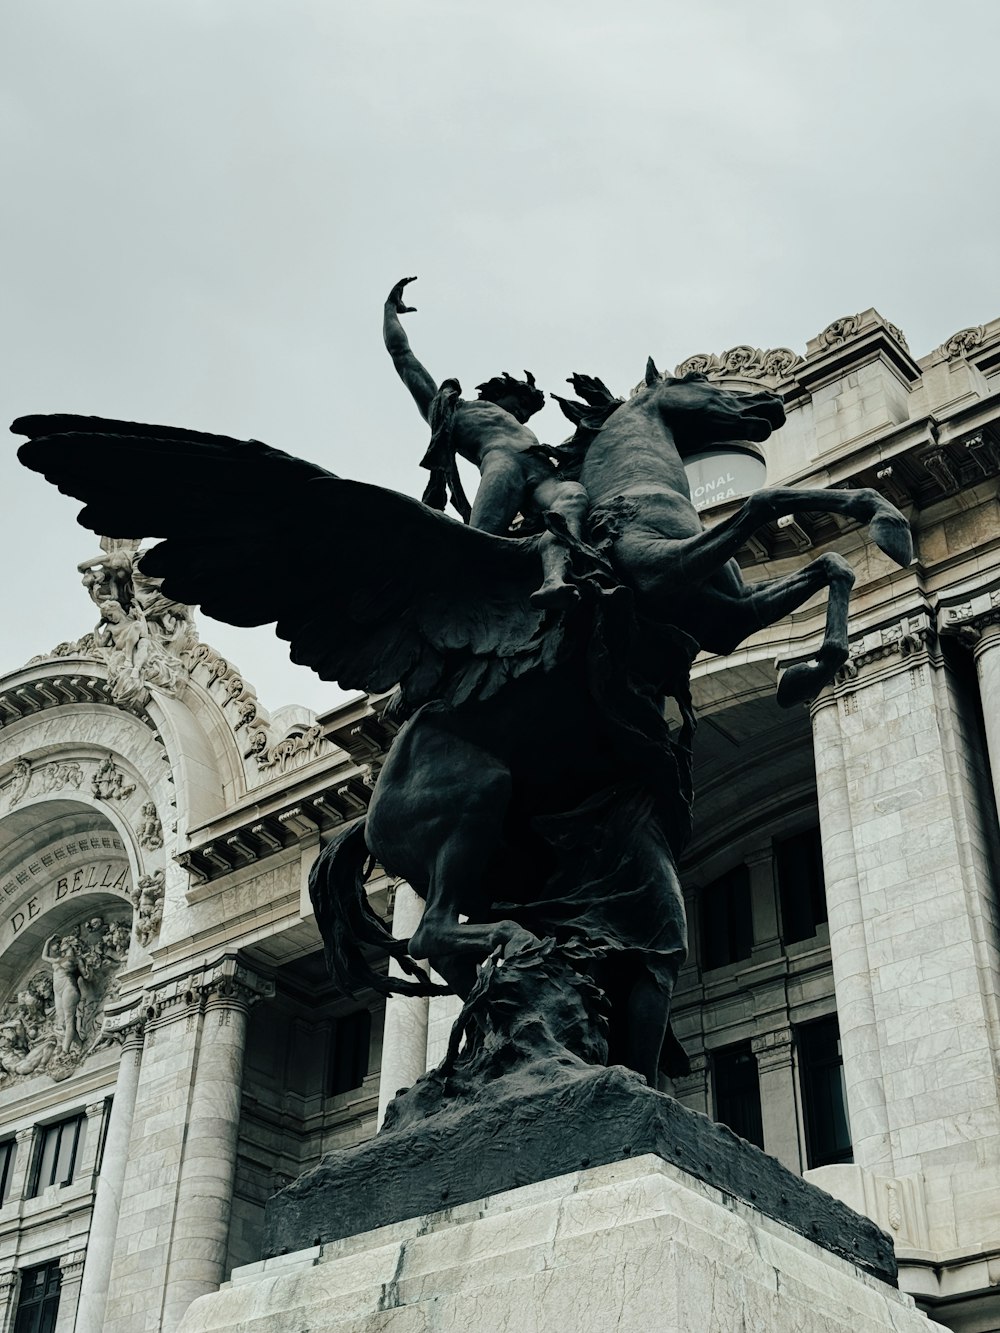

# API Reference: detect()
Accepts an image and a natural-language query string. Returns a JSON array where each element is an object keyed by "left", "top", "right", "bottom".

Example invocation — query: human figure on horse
[{"left": 384, "top": 276, "right": 589, "bottom": 608}]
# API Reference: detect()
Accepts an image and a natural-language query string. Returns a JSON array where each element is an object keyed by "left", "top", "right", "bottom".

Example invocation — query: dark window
[
  {"left": 29, "top": 1116, "right": 86, "bottom": 1197},
  {"left": 329, "top": 1009, "right": 371, "bottom": 1096},
  {"left": 712, "top": 1041, "right": 764, "bottom": 1149},
  {"left": 699, "top": 864, "right": 753, "bottom": 970},
  {"left": 0, "top": 1140, "right": 17, "bottom": 1206},
  {"left": 13, "top": 1261, "right": 61, "bottom": 1333},
  {"left": 776, "top": 827, "right": 827, "bottom": 945},
  {"left": 798, "top": 1015, "right": 853, "bottom": 1168}
]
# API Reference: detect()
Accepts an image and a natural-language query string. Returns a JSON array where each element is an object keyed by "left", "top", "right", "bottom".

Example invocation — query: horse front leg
[
  {"left": 751, "top": 555, "right": 857, "bottom": 706},
  {"left": 621, "top": 486, "right": 911, "bottom": 600},
  {"left": 699, "top": 554, "right": 857, "bottom": 705}
]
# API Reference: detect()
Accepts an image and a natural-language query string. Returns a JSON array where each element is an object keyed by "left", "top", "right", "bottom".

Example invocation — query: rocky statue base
[
  {"left": 264, "top": 1065, "right": 895, "bottom": 1283},
  {"left": 177, "top": 1155, "right": 948, "bottom": 1333}
]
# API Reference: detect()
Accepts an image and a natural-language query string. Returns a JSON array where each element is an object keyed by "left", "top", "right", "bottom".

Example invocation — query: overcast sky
[{"left": 3, "top": 0, "right": 997, "bottom": 717}]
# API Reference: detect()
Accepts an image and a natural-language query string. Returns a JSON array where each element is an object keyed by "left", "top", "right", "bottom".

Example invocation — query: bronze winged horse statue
[{"left": 13, "top": 325, "right": 911, "bottom": 1088}]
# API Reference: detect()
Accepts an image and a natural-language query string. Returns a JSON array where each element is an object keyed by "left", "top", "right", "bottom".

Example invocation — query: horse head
[{"left": 639, "top": 358, "right": 785, "bottom": 452}]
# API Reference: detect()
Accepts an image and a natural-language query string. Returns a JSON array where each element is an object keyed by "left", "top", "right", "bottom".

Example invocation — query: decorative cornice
[
  {"left": 817, "top": 314, "right": 862, "bottom": 348},
  {"left": 675, "top": 345, "right": 802, "bottom": 383},
  {"left": 176, "top": 770, "right": 373, "bottom": 886},
  {"left": 938, "top": 326, "right": 986, "bottom": 362}
]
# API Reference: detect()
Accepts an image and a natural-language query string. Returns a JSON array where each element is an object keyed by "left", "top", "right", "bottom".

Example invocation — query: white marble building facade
[{"left": 1, "top": 310, "right": 999, "bottom": 1331}]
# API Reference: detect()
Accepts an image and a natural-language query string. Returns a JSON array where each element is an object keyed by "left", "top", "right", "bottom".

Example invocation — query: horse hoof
[
  {"left": 870, "top": 512, "right": 914, "bottom": 568},
  {"left": 777, "top": 661, "right": 827, "bottom": 708}
]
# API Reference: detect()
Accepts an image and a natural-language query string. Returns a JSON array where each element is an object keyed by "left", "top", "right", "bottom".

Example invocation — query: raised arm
[{"left": 383, "top": 276, "right": 438, "bottom": 422}]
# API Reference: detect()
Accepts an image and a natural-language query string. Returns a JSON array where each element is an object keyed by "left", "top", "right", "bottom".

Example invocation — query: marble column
[
  {"left": 75, "top": 1028, "right": 144, "bottom": 1333},
  {"left": 811, "top": 692, "right": 892, "bottom": 1173},
  {"left": 377, "top": 882, "right": 429, "bottom": 1127},
  {"left": 159, "top": 979, "right": 262, "bottom": 1333},
  {"left": 973, "top": 622, "right": 1000, "bottom": 818},
  {"left": 812, "top": 625, "right": 1000, "bottom": 1212},
  {"left": 752, "top": 1028, "right": 802, "bottom": 1173},
  {"left": 54, "top": 1249, "right": 87, "bottom": 1333}
]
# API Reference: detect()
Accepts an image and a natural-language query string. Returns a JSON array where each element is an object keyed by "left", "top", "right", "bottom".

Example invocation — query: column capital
[
  {"left": 118, "top": 956, "right": 275, "bottom": 1032},
  {"left": 744, "top": 844, "right": 775, "bottom": 870},
  {"left": 200, "top": 956, "right": 275, "bottom": 1010},
  {"left": 84, "top": 1101, "right": 106, "bottom": 1121},
  {"left": 938, "top": 583, "right": 1000, "bottom": 649},
  {"left": 14, "top": 1127, "right": 34, "bottom": 1145},
  {"left": 802, "top": 607, "right": 936, "bottom": 713},
  {"left": 751, "top": 1026, "right": 794, "bottom": 1072},
  {"left": 61, "top": 1249, "right": 87, "bottom": 1280}
]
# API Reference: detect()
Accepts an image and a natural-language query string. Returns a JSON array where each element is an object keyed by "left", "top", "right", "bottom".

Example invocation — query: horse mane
[{"left": 549, "top": 374, "right": 624, "bottom": 480}]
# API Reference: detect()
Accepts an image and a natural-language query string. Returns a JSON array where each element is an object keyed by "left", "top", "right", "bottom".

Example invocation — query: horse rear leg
[{"left": 366, "top": 725, "right": 533, "bottom": 977}]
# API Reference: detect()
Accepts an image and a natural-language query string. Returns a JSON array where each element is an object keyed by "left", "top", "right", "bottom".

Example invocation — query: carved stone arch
[
  {"left": 143, "top": 684, "right": 245, "bottom": 815},
  {"left": 0, "top": 798, "right": 133, "bottom": 1087}
]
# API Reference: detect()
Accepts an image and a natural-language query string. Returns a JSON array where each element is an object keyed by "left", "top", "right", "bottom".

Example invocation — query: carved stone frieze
[
  {"left": 675, "top": 345, "right": 802, "bottom": 382},
  {"left": 25, "top": 631, "right": 99, "bottom": 667},
  {"left": 1, "top": 752, "right": 148, "bottom": 817},
  {"left": 116, "top": 956, "right": 274, "bottom": 1036},
  {"left": 0, "top": 912, "right": 131, "bottom": 1086},
  {"left": 834, "top": 611, "right": 935, "bottom": 688},
  {"left": 130, "top": 868, "right": 165, "bottom": 948},
  {"left": 255, "top": 723, "right": 329, "bottom": 776},
  {"left": 183, "top": 643, "right": 272, "bottom": 767}
]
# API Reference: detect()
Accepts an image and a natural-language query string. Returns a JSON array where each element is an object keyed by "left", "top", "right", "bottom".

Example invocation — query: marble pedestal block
[{"left": 176, "top": 1156, "right": 948, "bottom": 1333}]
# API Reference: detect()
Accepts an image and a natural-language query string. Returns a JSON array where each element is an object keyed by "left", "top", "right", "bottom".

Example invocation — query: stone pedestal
[{"left": 176, "top": 1156, "right": 947, "bottom": 1333}]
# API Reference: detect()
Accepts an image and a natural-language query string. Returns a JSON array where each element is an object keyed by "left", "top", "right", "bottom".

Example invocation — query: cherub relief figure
[{"left": 383, "top": 276, "right": 588, "bottom": 608}]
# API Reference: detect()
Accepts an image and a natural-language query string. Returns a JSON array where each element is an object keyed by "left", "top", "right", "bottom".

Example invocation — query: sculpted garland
[{"left": 13, "top": 279, "right": 913, "bottom": 1100}]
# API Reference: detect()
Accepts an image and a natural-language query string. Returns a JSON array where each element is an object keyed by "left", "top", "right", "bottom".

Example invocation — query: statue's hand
[{"left": 387, "top": 275, "right": 418, "bottom": 314}]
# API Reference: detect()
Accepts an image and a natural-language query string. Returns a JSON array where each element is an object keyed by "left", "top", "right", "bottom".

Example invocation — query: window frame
[{"left": 28, "top": 1114, "right": 86, "bottom": 1198}]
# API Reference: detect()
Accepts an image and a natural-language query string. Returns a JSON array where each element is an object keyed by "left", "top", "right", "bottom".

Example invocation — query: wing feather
[{"left": 14, "top": 413, "right": 550, "bottom": 705}]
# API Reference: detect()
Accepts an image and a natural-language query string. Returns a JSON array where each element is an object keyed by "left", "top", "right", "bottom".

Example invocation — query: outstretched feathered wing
[{"left": 14, "top": 414, "right": 551, "bottom": 707}]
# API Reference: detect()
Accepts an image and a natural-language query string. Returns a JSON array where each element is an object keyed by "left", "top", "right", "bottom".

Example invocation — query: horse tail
[{"left": 309, "top": 818, "right": 448, "bottom": 999}]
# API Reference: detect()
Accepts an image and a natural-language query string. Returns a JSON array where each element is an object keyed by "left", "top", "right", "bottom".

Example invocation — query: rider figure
[{"left": 383, "top": 276, "right": 588, "bottom": 608}]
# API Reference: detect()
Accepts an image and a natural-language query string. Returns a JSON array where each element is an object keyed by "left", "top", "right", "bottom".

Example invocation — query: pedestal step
[{"left": 178, "top": 1156, "right": 948, "bottom": 1333}]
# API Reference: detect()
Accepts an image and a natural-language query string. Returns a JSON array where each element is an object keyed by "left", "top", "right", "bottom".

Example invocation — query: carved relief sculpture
[
  {"left": 91, "top": 755, "right": 136, "bottom": 802},
  {"left": 137, "top": 800, "right": 163, "bottom": 850},
  {"left": 83, "top": 535, "right": 197, "bottom": 705},
  {"left": 6, "top": 757, "right": 31, "bottom": 810},
  {"left": 0, "top": 914, "right": 130, "bottom": 1084},
  {"left": 131, "top": 869, "right": 165, "bottom": 947}
]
